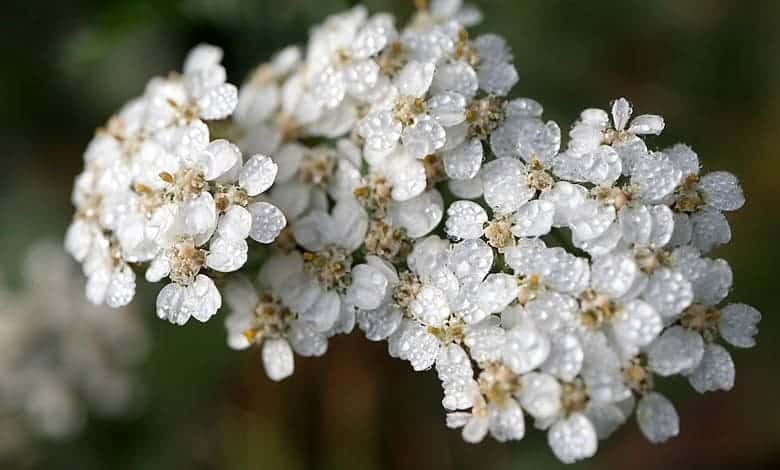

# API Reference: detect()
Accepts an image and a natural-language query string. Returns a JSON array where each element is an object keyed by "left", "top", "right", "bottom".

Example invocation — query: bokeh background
[{"left": 1, "top": 0, "right": 778, "bottom": 468}]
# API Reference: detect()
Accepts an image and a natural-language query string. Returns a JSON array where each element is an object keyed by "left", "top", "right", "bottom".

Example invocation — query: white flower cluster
[
  {"left": 65, "top": 44, "right": 287, "bottom": 325},
  {"left": 66, "top": 1, "right": 761, "bottom": 463},
  {"left": 0, "top": 242, "right": 147, "bottom": 450}
]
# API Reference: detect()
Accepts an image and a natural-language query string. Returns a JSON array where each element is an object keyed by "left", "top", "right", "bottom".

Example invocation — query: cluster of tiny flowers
[
  {"left": 66, "top": 0, "right": 762, "bottom": 463},
  {"left": 0, "top": 241, "right": 147, "bottom": 454},
  {"left": 65, "top": 43, "right": 287, "bottom": 325}
]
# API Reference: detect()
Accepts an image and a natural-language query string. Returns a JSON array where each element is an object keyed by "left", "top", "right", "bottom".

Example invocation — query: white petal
[
  {"left": 719, "top": 303, "right": 761, "bottom": 348},
  {"left": 698, "top": 171, "right": 745, "bottom": 211},
  {"left": 584, "top": 403, "right": 630, "bottom": 440},
  {"left": 675, "top": 253, "right": 733, "bottom": 307},
  {"left": 358, "top": 110, "right": 401, "bottom": 152},
  {"left": 502, "top": 323, "right": 551, "bottom": 374},
  {"left": 300, "top": 290, "right": 341, "bottom": 333},
  {"left": 548, "top": 413, "right": 598, "bottom": 464},
  {"left": 348, "top": 263, "right": 391, "bottom": 311},
  {"left": 186, "top": 64, "right": 227, "bottom": 100},
  {"left": 492, "top": 117, "right": 561, "bottom": 161},
  {"left": 288, "top": 320, "right": 328, "bottom": 356},
  {"left": 206, "top": 236, "right": 248, "bottom": 272},
  {"left": 668, "top": 212, "right": 693, "bottom": 247},
  {"left": 524, "top": 291, "right": 579, "bottom": 334},
  {"left": 103, "top": 264, "right": 136, "bottom": 308},
  {"left": 611, "top": 98, "right": 632, "bottom": 131},
  {"left": 477, "top": 274, "right": 519, "bottom": 315},
  {"left": 351, "top": 16, "right": 395, "bottom": 58},
  {"left": 64, "top": 219, "right": 94, "bottom": 262},
  {"left": 156, "top": 282, "right": 187, "bottom": 325},
  {"left": 329, "top": 301, "right": 357, "bottom": 336},
  {"left": 408, "top": 235, "right": 451, "bottom": 278},
  {"left": 401, "top": 115, "right": 447, "bottom": 159},
  {"left": 448, "top": 175, "right": 483, "bottom": 199},
  {"left": 448, "top": 238, "right": 493, "bottom": 281},
  {"left": 641, "top": 268, "right": 693, "bottom": 319},
  {"left": 310, "top": 66, "right": 346, "bottom": 109},
  {"left": 442, "top": 138, "right": 482, "bottom": 180},
  {"left": 511, "top": 200, "right": 555, "bottom": 237},
  {"left": 619, "top": 204, "right": 653, "bottom": 246},
  {"left": 409, "top": 285, "right": 451, "bottom": 327},
  {"left": 664, "top": 143, "right": 700, "bottom": 176},
  {"left": 568, "top": 200, "right": 615, "bottom": 241},
  {"left": 184, "top": 44, "right": 222, "bottom": 74},
  {"left": 217, "top": 205, "right": 252, "bottom": 241},
  {"left": 690, "top": 208, "right": 731, "bottom": 253},
  {"left": 556, "top": 145, "right": 620, "bottom": 185},
  {"left": 395, "top": 61, "right": 435, "bottom": 98},
  {"left": 156, "top": 121, "right": 209, "bottom": 163},
  {"left": 472, "top": 34, "right": 512, "bottom": 64},
  {"left": 389, "top": 190, "right": 444, "bottom": 238},
  {"left": 200, "top": 139, "right": 241, "bottom": 181},
  {"left": 262, "top": 338, "right": 295, "bottom": 381},
  {"left": 478, "top": 61, "right": 518, "bottom": 96},
  {"left": 614, "top": 135, "right": 648, "bottom": 176},
  {"left": 279, "top": 272, "right": 321, "bottom": 315},
  {"left": 223, "top": 275, "right": 259, "bottom": 316},
  {"left": 247, "top": 202, "right": 287, "bottom": 243},
  {"left": 84, "top": 262, "right": 109, "bottom": 304},
  {"left": 396, "top": 322, "right": 440, "bottom": 371},
  {"left": 464, "top": 319, "right": 506, "bottom": 363},
  {"left": 540, "top": 181, "right": 588, "bottom": 227},
  {"left": 573, "top": 223, "right": 622, "bottom": 257},
  {"left": 446, "top": 412, "right": 472, "bottom": 429},
  {"left": 647, "top": 325, "right": 704, "bottom": 376},
  {"left": 480, "top": 158, "right": 534, "bottom": 214},
  {"left": 197, "top": 83, "right": 238, "bottom": 120},
  {"left": 687, "top": 343, "right": 735, "bottom": 393},
  {"left": 648, "top": 204, "right": 675, "bottom": 248},
  {"left": 445, "top": 200, "right": 487, "bottom": 240},
  {"left": 258, "top": 252, "right": 302, "bottom": 291},
  {"left": 637, "top": 392, "right": 679, "bottom": 444},
  {"left": 239, "top": 154, "right": 278, "bottom": 196},
  {"left": 590, "top": 252, "right": 639, "bottom": 299},
  {"left": 451, "top": 279, "right": 487, "bottom": 324},
  {"left": 145, "top": 254, "right": 171, "bottom": 283},
  {"left": 488, "top": 400, "right": 525, "bottom": 442},
  {"left": 357, "top": 304, "right": 402, "bottom": 341},
  {"left": 519, "top": 372, "right": 562, "bottom": 420},
  {"left": 628, "top": 114, "right": 665, "bottom": 135},
  {"left": 541, "top": 333, "right": 584, "bottom": 382},
  {"left": 427, "top": 92, "right": 467, "bottom": 127},
  {"left": 462, "top": 415, "right": 489, "bottom": 443},
  {"left": 436, "top": 344, "right": 477, "bottom": 410},
  {"left": 631, "top": 153, "right": 683, "bottom": 203},
  {"left": 384, "top": 149, "right": 427, "bottom": 201},
  {"left": 612, "top": 300, "right": 662, "bottom": 356},
  {"left": 186, "top": 274, "right": 222, "bottom": 322},
  {"left": 430, "top": 61, "right": 478, "bottom": 97},
  {"left": 580, "top": 332, "right": 630, "bottom": 403},
  {"left": 330, "top": 198, "right": 369, "bottom": 251},
  {"left": 183, "top": 192, "right": 217, "bottom": 242},
  {"left": 273, "top": 143, "right": 305, "bottom": 182}
]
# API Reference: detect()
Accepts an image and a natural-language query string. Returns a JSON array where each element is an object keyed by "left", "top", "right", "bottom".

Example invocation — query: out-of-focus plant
[{"left": 0, "top": 241, "right": 148, "bottom": 465}]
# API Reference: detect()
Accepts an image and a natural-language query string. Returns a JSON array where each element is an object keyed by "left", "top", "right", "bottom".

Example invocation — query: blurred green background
[{"left": 1, "top": 0, "right": 778, "bottom": 468}]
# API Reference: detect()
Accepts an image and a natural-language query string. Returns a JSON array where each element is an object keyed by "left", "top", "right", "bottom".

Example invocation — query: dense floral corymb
[
  {"left": 65, "top": 44, "right": 287, "bottom": 325},
  {"left": 66, "top": 0, "right": 761, "bottom": 464}
]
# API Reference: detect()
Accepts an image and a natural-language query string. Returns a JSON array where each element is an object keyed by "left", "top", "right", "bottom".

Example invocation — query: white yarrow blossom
[
  {"left": 65, "top": 4, "right": 761, "bottom": 465},
  {"left": 66, "top": 44, "right": 286, "bottom": 327}
]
